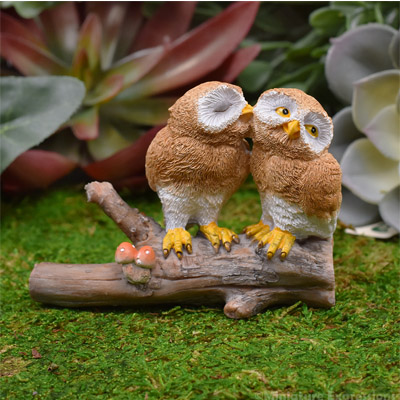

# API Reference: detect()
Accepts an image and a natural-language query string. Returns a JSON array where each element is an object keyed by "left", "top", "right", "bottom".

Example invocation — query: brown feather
[
  {"left": 251, "top": 88, "right": 342, "bottom": 223},
  {"left": 146, "top": 82, "right": 250, "bottom": 199}
]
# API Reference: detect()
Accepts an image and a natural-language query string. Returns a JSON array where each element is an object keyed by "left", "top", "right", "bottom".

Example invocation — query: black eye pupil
[
  {"left": 282, "top": 108, "right": 289, "bottom": 115},
  {"left": 311, "top": 127, "right": 316, "bottom": 133}
]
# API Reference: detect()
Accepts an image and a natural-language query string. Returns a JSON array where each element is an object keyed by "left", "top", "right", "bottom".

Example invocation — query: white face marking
[
  {"left": 131, "top": 244, "right": 135, "bottom": 248},
  {"left": 300, "top": 111, "right": 333, "bottom": 154},
  {"left": 197, "top": 85, "right": 247, "bottom": 132},
  {"left": 254, "top": 91, "right": 298, "bottom": 127},
  {"left": 120, "top": 248, "right": 125, "bottom": 252},
  {"left": 145, "top": 250, "right": 150, "bottom": 255},
  {"left": 255, "top": 91, "right": 333, "bottom": 155},
  {"left": 136, "top": 258, "right": 142, "bottom": 265}
]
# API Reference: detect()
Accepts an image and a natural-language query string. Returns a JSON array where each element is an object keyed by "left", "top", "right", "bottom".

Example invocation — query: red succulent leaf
[
  {"left": 0, "top": 12, "right": 44, "bottom": 47},
  {"left": 102, "top": 96, "right": 176, "bottom": 125},
  {"left": 84, "top": 74, "right": 124, "bottom": 106},
  {"left": 133, "top": 2, "right": 197, "bottom": 51},
  {"left": 210, "top": 44, "right": 262, "bottom": 83},
  {"left": 125, "top": 1, "right": 260, "bottom": 98},
  {"left": 70, "top": 107, "right": 99, "bottom": 140},
  {"left": 71, "top": 48, "right": 89, "bottom": 82},
  {"left": 111, "top": 2, "right": 143, "bottom": 62},
  {"left": 86, "top": 2, "right": 136, "bottom": 69},
  {"left": 38, "top": 2, "right": 80, "bottom": 63},
  {"left": 99, "top": 44, "right": 169, "bottom": 97},
  {"left": 1, "top": 150, "right": 77, "bottom": 193},
  {"left": 72, "top": 13, "right": 102, "bottom": 77},
  {"left": 0, "top": 35, "right": 67, "bottom": 76},
  {"left": 83, "top": 125, "right": 163, "bottom": 181}
]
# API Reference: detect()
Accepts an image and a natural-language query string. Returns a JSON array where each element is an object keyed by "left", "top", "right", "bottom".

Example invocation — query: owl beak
[
  {"left": 241, "top": 104, "right": 254, "bottom": 115},
  {"left": 283, "top": 120, "right": 300, "bottom": 140}
]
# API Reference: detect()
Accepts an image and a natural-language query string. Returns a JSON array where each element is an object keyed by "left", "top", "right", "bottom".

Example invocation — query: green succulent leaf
[
  {"left": 341, "top": 138, "right": 400, "bottom": 204},
  {"left": 363, "top": 104, "right": 400, "bottom": 162},
  {"left": 331, "top": 106, "right": 364, "bottom": 163},
  {"left": 352, "top": 70, "right": 400, "bottom": 161},
  {"left": 389, "top": 29, "right": 400, "bottom": 68},
  {"left": 237, "top": 60, "right": 272, "bottom": 93},
  {"left": 339, "top": 187, "right": 381, "bottom": 227},
  {"left": 0, "top": 1, "right": 58, "bottom": 18},
  {"left": 325, "top": 24, "right": 397, "bottom": 104},
  {"left": 309, "top": 7, "right": 346, "bottom": 35},
  {"left": 0, "top": 76, "right": 85, "bottom": 173},
  {"left": 379, "top": 186, "right": 400, "bottom": 231}
]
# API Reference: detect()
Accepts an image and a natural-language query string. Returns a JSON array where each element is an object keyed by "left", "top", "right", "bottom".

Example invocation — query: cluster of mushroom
[{"left": 115, "top": 242, "right": 156, "bottom": 269}]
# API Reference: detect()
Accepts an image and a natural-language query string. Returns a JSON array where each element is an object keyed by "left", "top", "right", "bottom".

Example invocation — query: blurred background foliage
[
  {"left": 0, "top": 1, "right": 399, "bottom": 196},
  {"left": 239, "top": 1, "right": 398, "bottom": 112}
]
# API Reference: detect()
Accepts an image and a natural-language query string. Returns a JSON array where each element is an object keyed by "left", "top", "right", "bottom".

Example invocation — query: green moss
[{"left": 1, "top": 184, "right": 399, "bottom": 399}]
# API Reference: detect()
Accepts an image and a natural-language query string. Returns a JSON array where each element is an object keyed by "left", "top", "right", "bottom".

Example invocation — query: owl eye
[
  {"left": 305, "top": 124, "right": 318, "bottom": 137},
  {"left": 276, "top": 107, "right": 290, "bottom": 118}
]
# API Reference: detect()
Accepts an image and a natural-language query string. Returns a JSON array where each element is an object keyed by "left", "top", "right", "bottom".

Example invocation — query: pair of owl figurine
[{"left": 146, "top": 82, "right": 342, "bottom": 261}]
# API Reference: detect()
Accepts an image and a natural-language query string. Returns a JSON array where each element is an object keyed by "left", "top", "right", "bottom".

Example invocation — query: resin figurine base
[{"left": 29, "top": 182, "right": 335, "bottom": 319}]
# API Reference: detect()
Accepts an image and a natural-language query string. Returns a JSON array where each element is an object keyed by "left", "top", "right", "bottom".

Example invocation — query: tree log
[{"left": 29, "top": 181, "right": 335, "bottom": 319}]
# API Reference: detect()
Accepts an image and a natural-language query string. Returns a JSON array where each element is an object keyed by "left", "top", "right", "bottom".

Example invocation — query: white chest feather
[
  {"left": 260, "top": 193, "right": 337, "bottom": 240},
  {"left": 157, "top": 185, "right": 226, "bottom": 230}
]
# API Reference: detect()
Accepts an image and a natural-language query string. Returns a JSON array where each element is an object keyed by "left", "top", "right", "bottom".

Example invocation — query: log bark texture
[{"left": 29, "top": 181, "right": 335, "bottom": 319}]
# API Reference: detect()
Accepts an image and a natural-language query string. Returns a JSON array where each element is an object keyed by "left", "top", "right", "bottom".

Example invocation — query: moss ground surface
[{"left": 1, "top": 182, "right": 399, "bottom": 399}]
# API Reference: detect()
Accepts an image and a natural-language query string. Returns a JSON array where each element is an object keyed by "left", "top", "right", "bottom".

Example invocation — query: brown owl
[
  {"left": 146, "top": 81, "right": 253, "bottom": 259},
  {"left": 244, "top": 88, "right": 342, "bottom": 260}
]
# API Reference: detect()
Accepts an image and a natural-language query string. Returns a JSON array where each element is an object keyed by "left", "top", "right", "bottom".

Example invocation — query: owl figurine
[
  {"left": 244, "top": 88, "right": 342, "bottom": 260},
  {"left": 146, "top": 81, "right": 253, "bottom": 259}
]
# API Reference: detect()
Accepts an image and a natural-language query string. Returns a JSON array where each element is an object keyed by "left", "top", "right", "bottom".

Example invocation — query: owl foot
[
  {"left": 257, "top": 227, "right": 296, "bottom": 260},
  {"left": 199, "top": 222, "right": 240, "bottom": 253},
  {"left": 243, "top": 221, "right": 270, "bottom": 241},
  {"left": 163, "top": 228, "right": 192, "bottom": 260}
]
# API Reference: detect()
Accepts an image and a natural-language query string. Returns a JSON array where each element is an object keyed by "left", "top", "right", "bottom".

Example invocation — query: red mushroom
[
  {"left": 115, "top": 242, "right": 138, "bottom": 264},
  {"left": 136, "top": 246, "right": 156, "bottom": 269}
]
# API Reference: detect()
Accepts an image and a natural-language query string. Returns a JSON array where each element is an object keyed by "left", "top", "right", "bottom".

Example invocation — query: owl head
[
  {"left": 252, "top": 88, "right": 333, "bottom": 159},
  {"left": 168, "top": 81, "right": 253, "bottom": 144}
]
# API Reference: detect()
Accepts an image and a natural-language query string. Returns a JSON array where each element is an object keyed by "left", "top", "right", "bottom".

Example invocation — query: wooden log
[{"left": 29, "top": 182, "right": 336, "bottom": 319}]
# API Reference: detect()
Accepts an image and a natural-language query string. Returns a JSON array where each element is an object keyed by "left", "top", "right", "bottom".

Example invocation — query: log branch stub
[{"left": 29, "top": 181, "right": 336, "bottom": 319}]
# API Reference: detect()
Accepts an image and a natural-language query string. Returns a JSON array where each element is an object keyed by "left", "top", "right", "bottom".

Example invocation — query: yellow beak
[
  {"left": 283, "top": 120, "right": 300, "bottom": 140},
  {"left": 241, "top": 104, "right": 254, "bottom": 115}
]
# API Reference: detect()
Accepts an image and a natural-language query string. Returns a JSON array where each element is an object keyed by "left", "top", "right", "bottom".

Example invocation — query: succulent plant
[
  {"left": 326, "top": 23, "right": 400, "bottom": 231},
  {"left": 0, "top": 1, "right": 260, "bottom": 192}
]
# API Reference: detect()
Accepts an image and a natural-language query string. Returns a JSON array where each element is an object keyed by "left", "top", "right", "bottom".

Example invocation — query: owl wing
[
  {"left": 145, "top": 127, "right": 178, "bottom": 192},
  {"left": 301, "top": 153, "right": 342, "bottom": 220}
]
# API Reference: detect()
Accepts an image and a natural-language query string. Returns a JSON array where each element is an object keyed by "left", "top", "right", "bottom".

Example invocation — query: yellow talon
[
  {"left": 200, "top": 222, "right": 239, "bottom": 253},
  {"left": 162, "top": 228, "right": 192, "bottom": 259},
  {"left": 280, "top": 232, "right": 296, "bottom": 260},
  {"left": 243, "top": 221, "right": 269, "bottom": 237},
  {"left": 257, "top": 227, "right": 296, "bottom": 260}
]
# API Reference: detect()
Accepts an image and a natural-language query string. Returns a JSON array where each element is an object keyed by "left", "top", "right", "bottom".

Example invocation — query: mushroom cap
[
  {"left": 136, "top": 246, "right": 156, "bottom": 268},
  {"left": 115, "top": 242, "right": 138, "bottom": 264}
]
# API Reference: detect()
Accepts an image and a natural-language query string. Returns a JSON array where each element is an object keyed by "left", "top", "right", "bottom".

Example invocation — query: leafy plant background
[
  {"left": 1, "top": 3, "right": 399, "bottom": 398},
  {"left": 1, "top": 1, "right": 399, "bottom": 229}
]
